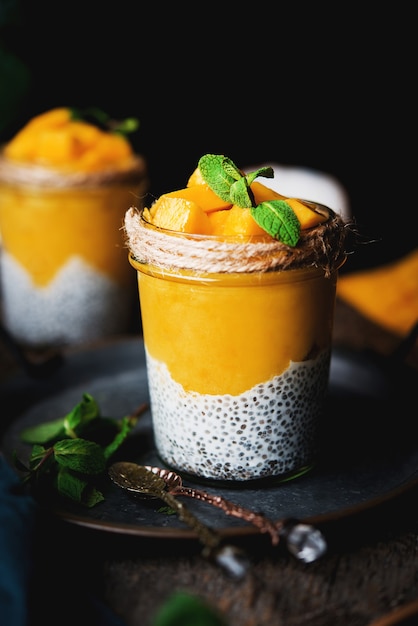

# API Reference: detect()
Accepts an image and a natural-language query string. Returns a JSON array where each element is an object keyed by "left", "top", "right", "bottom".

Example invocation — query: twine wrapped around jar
[
  {"left": 124, "top": 204, "right": 349, "bottom": 277},
  {"left": 0, "top": 152, "right": 148, "bottom": 189}
]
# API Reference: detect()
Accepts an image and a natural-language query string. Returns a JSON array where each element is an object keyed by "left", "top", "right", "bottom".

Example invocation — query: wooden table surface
[{"left": 1, "top": 299, "right": 418, "bottom": 626}]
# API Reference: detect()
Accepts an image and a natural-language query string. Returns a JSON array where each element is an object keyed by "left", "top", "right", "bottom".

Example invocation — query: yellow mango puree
[
  {"left": 0, "top": 184, "right": 137, "bottom": 287},
  {"left": 133, "top": 258, "right": 338, "bottom": 395}
]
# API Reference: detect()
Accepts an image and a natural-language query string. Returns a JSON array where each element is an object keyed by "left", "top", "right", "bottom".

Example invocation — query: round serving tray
[{"left": 1, "top": 337, "right": 417, "bottom": 539}]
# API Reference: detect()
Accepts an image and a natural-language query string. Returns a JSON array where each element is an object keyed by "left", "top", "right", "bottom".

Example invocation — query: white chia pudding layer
[
  {"left": 146, "top": 348, "right": 331, "bottom": 482},
  {"left": 0, "top": 252, "right": 133, "bottom": 348}
]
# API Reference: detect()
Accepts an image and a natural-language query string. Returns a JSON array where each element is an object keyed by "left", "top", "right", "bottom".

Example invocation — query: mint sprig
[
  {"left": 70, "top": 107, "right": 140, "bottom": 137},
  {"left": 198, "top": 154, "right": 301, "bottom": 246},
  {"left": 15, "top": 393, "right": 147, "bottom": 508}
]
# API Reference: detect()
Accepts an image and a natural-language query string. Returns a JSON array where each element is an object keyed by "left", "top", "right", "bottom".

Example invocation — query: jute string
[
  {"left": 124, "top": 206, "right": 349, "bottom": 277},
  {"left": 0, "top": 152, "right": 148, "bottom": 188}
]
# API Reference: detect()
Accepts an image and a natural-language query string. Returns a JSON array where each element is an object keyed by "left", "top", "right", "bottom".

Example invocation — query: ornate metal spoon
[
  {"left": 143, "top": 465, "right": 281, "bottom": 545},
  {"left": 108, "top": 462, "right": 249, "bottom": 579},
  {"left": 108, "top": 461, "right": 327, "bottom": 563}
]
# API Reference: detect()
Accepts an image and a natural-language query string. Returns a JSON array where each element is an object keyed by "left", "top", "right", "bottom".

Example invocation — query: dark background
[{"left": 1, "top": 1, "right": 415, "bottom": 272}]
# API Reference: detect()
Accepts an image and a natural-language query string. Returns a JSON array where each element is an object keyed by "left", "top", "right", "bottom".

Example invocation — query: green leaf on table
[
  {"left": 104, "top": 414, "right": 140, "bottom": 460},
  {"left": 16, "top": 393, "right": 147, "bottom": 507},
  {"left": 56, "top": 468, "right": 105, "bottom": 508},
  {"left": 21, "top": 417, "right": 65, "bottom": 444},
  {"left": 20, "top": 392, "right": 100, "bottom": 444},
  {"left": 29, "top": 444, "right": 51, "bottom": 468},
  {"left": 54, "top": 439, "right": 106, "bottom": 474},
  {"left": 64, "top": 392, "right": 100, "bottom": 437},
  {"left": 157, "top": 505, "right": 177, "bottom": 516}
]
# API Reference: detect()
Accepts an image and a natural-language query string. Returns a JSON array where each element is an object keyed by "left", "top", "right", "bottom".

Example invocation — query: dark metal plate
[{"left": 1, "top": 337, "right": 417, "bottom": 539}]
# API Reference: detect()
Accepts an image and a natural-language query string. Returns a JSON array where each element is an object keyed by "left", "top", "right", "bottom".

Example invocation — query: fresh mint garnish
[
  {"left": 251, "top": 200, "right": 300, "bottom": 247},
  {"left": 198, "top": 155, "right": 243, "bottom": 202},
  {"left": 15, "top": 393, "right": 147, "bottom": 508},
  {"left": 70, "top": 107, "right": 139, "bottom": 137},
  {"left": 198, "top": 154, "right": 301, "bottom": 246},
  {"left": 229, "top": 177, "right": 254, "bottom": 208}
]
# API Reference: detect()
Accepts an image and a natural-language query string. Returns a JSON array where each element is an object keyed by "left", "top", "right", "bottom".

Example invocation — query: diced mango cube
[
  {"left": 3, "top": 107, "right": 134, "bottom": 171},
  {"left": 149, "top": 196, "right": 212, "bottom": 234},
  {"left": 24, "top": 107, "right": 71, "bottom": 131},
  {"left": 36, "top": 129, "right": 75, "bottom": 164},
  {"left": 145, "top": 163, "right": 330, "bottom": 239},
  {"left": 209, "top": 205, "right": 268, "bottom": 238},
  {"left": 286, "top": 198, "right": 328, "bottom": 229},
  {"left": 162, "top": 184, "right": 232, "bottom": 214},
  {"left": 250, "top": 180, "right": 286, "bottom": 203},
  {"left": 186, "top": 167, "right": 206, "bottom": 187},
  {"left": 76, "top": 132, "right": 132, "bottom": 170}
]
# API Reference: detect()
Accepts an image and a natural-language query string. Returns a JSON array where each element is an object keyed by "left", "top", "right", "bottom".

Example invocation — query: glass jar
[
  {"left": 126, "top": 207, "right": 346, "bottom": 483},
  {"left": 0, "top": 154, "right": 148, "bottom": 348}
]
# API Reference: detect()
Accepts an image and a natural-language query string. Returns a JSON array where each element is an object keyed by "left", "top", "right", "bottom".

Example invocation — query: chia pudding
[
  {"left": 0, "top": 252, "right": 133, "bottom": 347},
  {"left": 146, "top": 349, "right": 331, "bottom": 481},
  {"left": 125, "top": 154, "right": 348, "bottom": 482}
]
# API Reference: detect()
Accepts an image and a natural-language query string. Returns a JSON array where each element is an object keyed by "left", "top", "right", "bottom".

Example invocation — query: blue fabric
[
  {"left": 0, "top": 453, "right": 37, "bottom": 626},
  {"left": 0, "top": 453, "right": 127, "bottom": 626}
]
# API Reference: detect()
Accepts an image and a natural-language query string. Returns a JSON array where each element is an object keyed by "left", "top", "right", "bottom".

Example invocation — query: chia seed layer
[
  {"left": 0, "top": 252, "right": 134, "bottom": 348},
  {"left": 146, "top": 348, "right": 331, "bottom": 482}
]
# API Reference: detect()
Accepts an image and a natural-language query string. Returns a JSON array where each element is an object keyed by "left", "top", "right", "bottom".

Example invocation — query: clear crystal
[
  {"left": 285, "top": 523, "right": 327, "bottom": 563},
  {"left": 214, "top": 545, "right": 250, "bottom": 579}
]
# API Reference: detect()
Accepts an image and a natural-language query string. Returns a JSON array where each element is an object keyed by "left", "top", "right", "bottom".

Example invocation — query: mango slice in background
[{"left": 337, "top": 249, "right": 418, "bottom": 336}]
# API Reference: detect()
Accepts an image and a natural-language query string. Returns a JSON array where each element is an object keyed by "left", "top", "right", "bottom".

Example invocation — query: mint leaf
[
  {"left": 28, "top": 444, "right": 56, "bottom": 473},
  {"left": 104, "top": 414, "right": 140, "bottom": 460},
  {"left": 199, "top": 156, "right": 274, "bottom": 207},
  {"left": 198, "top": 154, "right": 302, "bottom": 245},
  {"left": 198, "top": 154, "right": 241, "bottom": 202},
  {"left": 70, "top": 107, "right": 139, "bottom": 137},
  {"left": 16, "top": 395, "right": 148, "bottom": 507},
  {"left": 228, "top": 167, "right": 274, "bottom": 209},
  {"left": 245, "top": 166, "right": 274, "bottom": 186},
  {"left": 251, "top": 201, "right": 301, "bottom": 247},
  {"left": 83, "top": 486, "right": 105, "bottom": 508},
  {"left": 64, "top": 392, "right": 100, "bottom": 437},
  {"left": 112, "top": 117, "right": 139, "bottom": 136},
  {"left": 71, "top": 107, "right": 110, "bottom": 126},
  {"left": 21, "top": 417, "right": 65, "bottom": 444},
  {"left": 229, "top": 178, "right": 254, "bottom": 208},
  {"left": 21, "top": 393, "right": 101, "bottom": 444},
  {"left": 54, "top": 439, "right": 106, "bottom": 474},
  {"left": 158, "top": 506, "right": 177, "bottom": 516},
  {"left": 56, "top": 469, "right": 105, "bottom": 508}
]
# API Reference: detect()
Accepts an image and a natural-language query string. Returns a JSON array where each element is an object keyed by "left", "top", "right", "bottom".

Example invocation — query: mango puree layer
[
  {"left": 0, "top": 184, "right": 140, "bottom": 287},
  {"left": 135, "top": 262, "right": 338, "bottom": 396}
]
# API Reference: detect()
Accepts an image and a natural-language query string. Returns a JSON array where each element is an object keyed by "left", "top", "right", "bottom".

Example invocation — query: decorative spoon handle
[
  {"left": 170, "top": 485, "right": 327, "bottom": 562},
  {"left": 156, "top": 488, "right": 249, "bottom": 578},
  {"left": 171, "top": 484, "right": 281, "bottom": 545},
  {"left": 158, "top": 487, "right": 221, "bottom": 550},
  {"left": 109, "top": 463, "right": 249, "bottom": 579}
]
